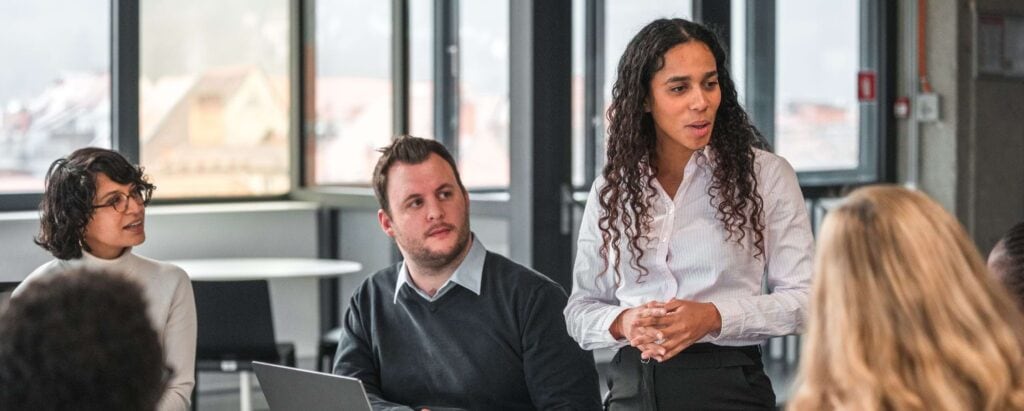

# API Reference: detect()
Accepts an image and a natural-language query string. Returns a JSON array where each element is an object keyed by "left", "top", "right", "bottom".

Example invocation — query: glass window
[
  {"left": 140, "top": 0, "right": 291, "bottom": 198},
  {"left": 589, "top": 1, "right": 692, "bottom": 187},
  {"left": 0, "top": 0, "right": 110, "bottom": 194},
  {"left": 570, "top": 1, "right": 693, "bottom": 191},
  {"left": 409, "top": 0, "right": 433, "bottom": 140},
  {"left": 308, "top": 0, "right": 391, "bottom": 187},
  {"left": 730, "top": 0, "right": 747, "bottom": 106},
  {"left": 459, "top": 0, "right": 509, "bottom": 189},
  {"left": 604, "top": 1, "right": 692, "bottom": 114},
  {"left": 775, "top": 0, "right": 859, "bottom": 172}
]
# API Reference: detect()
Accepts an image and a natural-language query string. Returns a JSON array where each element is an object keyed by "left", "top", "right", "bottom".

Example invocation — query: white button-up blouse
[{"left": 565, "top": 148, "right": 814, "bottom": 350}]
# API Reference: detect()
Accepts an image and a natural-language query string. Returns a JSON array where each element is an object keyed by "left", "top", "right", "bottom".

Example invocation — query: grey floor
[{"left": 194, "top": 368, "right": 274, "bottom": 411}]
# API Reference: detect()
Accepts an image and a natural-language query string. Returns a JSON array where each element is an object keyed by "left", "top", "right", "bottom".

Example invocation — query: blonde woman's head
[{"left": 790, "top": 185, "right": 1024, "bottom": 411}]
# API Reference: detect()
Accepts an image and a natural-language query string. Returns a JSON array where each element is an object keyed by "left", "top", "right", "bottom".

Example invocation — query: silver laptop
[{"left": 252, "top": 361, "right": 372, "bottom": 411}]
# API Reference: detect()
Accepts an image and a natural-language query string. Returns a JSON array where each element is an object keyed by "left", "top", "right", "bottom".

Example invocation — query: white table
[
  {"left": 169, "top": 258, "right": 362, "bottom": 411},
  {"left": 172, "top": 258, "right": 362, "bottom": 282}
]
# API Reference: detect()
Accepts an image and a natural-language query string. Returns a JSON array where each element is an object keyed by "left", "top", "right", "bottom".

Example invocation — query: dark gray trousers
[{"left": 605, "top": 343, "right": 775, "bottom": 411}]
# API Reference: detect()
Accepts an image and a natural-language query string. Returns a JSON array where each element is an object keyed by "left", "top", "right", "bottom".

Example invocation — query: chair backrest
[{"left": 192, "top": 280, "right": 280, "bottom": 363}]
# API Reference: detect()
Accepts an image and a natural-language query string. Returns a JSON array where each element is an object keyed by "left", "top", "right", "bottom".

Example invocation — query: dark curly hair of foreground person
[{"left": 0, "top": 268, "right": 167, "bottom": 411}]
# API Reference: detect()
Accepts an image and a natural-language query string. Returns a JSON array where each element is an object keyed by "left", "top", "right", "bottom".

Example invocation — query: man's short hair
[
  {"left": 0, "top": 268, "right": 166, "bottom": 410},
  {"left": 372, "top": 135, "right": 465, "bottom": 213}
]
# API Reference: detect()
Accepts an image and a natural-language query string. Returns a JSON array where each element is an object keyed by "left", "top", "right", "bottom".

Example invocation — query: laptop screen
[{"left": 252, "top": 361, "right": 372, "bottom": 411}]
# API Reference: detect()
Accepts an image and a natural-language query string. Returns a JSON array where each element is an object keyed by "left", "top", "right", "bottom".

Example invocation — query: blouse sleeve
[
  {"left": 709, "top": 156, "right": 813, "bottom": 341},
  {"left": 564, "top": 178, "right": 630, "bottom": 351}
]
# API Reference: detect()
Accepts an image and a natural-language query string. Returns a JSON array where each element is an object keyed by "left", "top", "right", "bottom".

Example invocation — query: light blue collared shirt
[{"left": 393, "top": 235, "right": 485, "bottom": 303}]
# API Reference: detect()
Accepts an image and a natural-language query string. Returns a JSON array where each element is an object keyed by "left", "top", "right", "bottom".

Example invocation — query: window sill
[{"left": 293, "top": 187, "right": 511, "bottom": 217}]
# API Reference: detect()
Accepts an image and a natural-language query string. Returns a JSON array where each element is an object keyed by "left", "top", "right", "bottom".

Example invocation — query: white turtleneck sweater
[{"left": 15, "top": 249, "right": 197, "bottom": 411}]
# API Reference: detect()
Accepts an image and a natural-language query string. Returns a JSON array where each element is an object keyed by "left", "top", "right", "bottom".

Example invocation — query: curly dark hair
[
  {"left": 34, "top": 147, "right": 155, "bottom": 260},
  {"left": 599, "top": 18, "right": 767, "bottom": 284},
  {"left": 0, "top": 268, "right": 167, "bottom": 410},
  {"left": 992, "top": 221, "right": 1024, "bottom": 308}
]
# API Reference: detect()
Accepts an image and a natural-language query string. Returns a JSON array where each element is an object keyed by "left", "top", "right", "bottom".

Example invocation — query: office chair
[
  {"left": 316, "top": 326, "right": 343, "bottom": 372},
  {"left": 191, "top": 280, "right": 295, "bottom": 411}
]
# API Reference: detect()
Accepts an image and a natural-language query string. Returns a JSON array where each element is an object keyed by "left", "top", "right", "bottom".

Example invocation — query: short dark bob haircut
[
  {"left": 34, "top": 147, "right": 154, "bottom": 260},
  {"left": 371, "top": 135, "right": 465, "bottom": 214},
  {"left": 0, "top": 268, "right": 167, "bottom": 410}
]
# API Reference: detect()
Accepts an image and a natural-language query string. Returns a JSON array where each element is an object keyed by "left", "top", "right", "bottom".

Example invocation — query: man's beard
[{"left": 408, "top": 221, "right": 471, "bottom": 271}]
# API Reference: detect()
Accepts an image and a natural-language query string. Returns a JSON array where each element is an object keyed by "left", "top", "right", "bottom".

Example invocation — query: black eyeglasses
[{"left": 91, "top": 186, "right": 153, "bottom": 213}]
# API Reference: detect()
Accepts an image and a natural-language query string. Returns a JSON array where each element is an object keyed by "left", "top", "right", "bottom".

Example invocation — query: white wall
[
  {"left": 898, "top": 0, "right": 1024, "bottom": 253},
  {"left": 0, "top": 210, "right": 54, "bottom": 282},
  {"left": 139, "top": 202, "right": 323, "bottom": 358}
]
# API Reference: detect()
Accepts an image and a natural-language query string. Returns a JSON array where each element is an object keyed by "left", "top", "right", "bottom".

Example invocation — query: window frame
[
  {"left": 0, "top": 0, "right": 294, "bottom": 212},
  {"left": 0, "top": 0, "right": 126, "bottom": 211},
  {"left": 570, "top": 0, "right": 897, "bottom": 194},
  {"left": 292, "top": 0, "right": 513, "bottom": 215},
  {"left": 746, "top": 0, "right": 896, "bottom": 187},
  {"left": 0, "top": 0, "right": 897, "bottom": 213},
  {"left": 289, "top": 0, "right": 411, "bottom": 211},
  {"left": 575, "top": 0, "right": 703, "bottom": 192}
]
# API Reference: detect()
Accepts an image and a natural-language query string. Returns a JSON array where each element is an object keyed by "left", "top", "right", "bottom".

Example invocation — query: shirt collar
[{"left": 393, "top": 234, "right": 486, "bottom": 303}]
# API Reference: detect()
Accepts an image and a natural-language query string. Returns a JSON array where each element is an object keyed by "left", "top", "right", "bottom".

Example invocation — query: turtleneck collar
[{"left": 80, "top": 247, "right": 134, "bottom": 265}]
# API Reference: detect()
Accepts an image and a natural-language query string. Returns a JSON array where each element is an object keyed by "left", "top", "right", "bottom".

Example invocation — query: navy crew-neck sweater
[{"left": 333, "top": 251, "right": 601, "bottom": 411}]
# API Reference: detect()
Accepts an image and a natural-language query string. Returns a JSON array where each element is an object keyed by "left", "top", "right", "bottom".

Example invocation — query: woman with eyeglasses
[{"left": 15, "top": 147, "right": 196, "bottom": 411}]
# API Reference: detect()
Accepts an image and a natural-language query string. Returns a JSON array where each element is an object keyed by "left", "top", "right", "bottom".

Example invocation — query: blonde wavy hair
[{"left": 789, "top": 185, "right": 1024, "bottom": 411}]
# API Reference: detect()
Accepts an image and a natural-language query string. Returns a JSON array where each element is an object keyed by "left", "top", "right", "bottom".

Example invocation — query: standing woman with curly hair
[
  {"left": 14, "top": 147, "right": 196, "bottom": 411},
  {"left": 564, "top": 18, "right": 813, "bottom": 410}
]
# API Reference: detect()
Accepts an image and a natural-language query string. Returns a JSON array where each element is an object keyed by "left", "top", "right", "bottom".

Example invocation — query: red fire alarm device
[{"left": 858, "top": 71, "right": 877, "bottom": 102}]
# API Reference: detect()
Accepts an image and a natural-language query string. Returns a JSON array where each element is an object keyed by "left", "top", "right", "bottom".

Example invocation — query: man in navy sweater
[{"left": 333, "top": 136, "right": 601, "bottom": 410}]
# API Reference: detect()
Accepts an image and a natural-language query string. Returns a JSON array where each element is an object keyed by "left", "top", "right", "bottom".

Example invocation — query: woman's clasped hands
[{"left": 611, "top": 299, "right": 722, "bottom": 362}]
